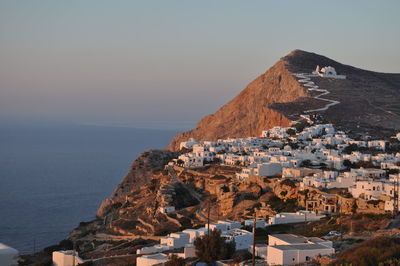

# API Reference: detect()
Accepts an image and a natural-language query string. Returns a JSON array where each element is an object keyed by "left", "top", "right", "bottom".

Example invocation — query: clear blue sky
[{"left": 1, "top": 0, "right": 399, "bottom": 129}]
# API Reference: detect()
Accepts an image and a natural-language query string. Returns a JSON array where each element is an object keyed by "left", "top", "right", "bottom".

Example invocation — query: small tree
[
  {"left": 194, "top": 229, "right": 236, "bottom": 263},
  {"left": 166, "top": 254, "right": 185, "bottom": 266},
  {"left": 286, "top": 128, "right": 296, "bottom": 136},
  {"left": 343, "top": 159, "right": 353, "bottom": 169}
]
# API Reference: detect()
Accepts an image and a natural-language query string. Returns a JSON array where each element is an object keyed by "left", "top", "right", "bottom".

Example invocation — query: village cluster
[
  {"left": 173, "top": 121, "right": 400, "bottom": 213},
  {"left": 50, "top": 212, "right": 331, "bottom": 266},
  {"left": 104, "top": 119, "right": 400, "bottom": 265},
  {"left": 134, "top": 210, "right": 327, "bottom": 265}
]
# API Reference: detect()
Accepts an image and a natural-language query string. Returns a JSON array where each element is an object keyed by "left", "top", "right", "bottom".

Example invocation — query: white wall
[{"left": 52, "top": 251, "right": 84, "bottom": 266}]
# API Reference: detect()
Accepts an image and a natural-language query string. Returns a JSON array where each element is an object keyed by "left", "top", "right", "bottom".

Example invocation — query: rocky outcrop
[{"left": 97, "top": 149, "right": 178, "bottom": 218}]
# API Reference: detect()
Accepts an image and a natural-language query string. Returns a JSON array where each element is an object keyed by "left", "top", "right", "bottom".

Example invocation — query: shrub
[
  {"left": 268, "top": 196, "right": 299, "bottom": 212},
  {"left": 243, "top": 193, "right": 258, "bottom": 201},
  {"left": 286, "top": 128, "right": 296, "bottom": 136},
  {"left": 367, "top": 200, "right": 383, "bottom": 205},
  {"left": 281, "top": 179, "right": 296, "bottom": 188},
  {"left": 194, "top": 229, "right": 236, "bottom": 262},
  {"left": 334, "top": 236, "right": 400, "bottom": 266},
  {"left": 294, "top": 120, "right": 310, "bottom": 132}
]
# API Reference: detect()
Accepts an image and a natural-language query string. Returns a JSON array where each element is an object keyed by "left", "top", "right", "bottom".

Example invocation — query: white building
[
  {"left": 52, "top": 250, "right": 84, "bottom": 266},
  {"left": 159, "top": 206, "right": 175, "bottom": 214},
  {"left": 136, "top": 253, "right": 168, "bottom": 266},
  {"left": 301, "top": 172, "right": 355, "bottom": 190},
  {"left": 312, "top": 65, "right": 346, "bottom": 79},
  {"left": 136, "top": 244, "right": 171, "bottom": 255},
  {"left": 217, "top": 220, "right": 242, "bottom": 230},
  {"left": 179, "top": 138, "right": 198, "bottom": 150},
  {"left": 173, "top": 244, "right": 196, "bottom": 259},
  {"left": 206, "top": 222, "right": 229, "bottom": 232},
  {"left": 221, "top": 229, "right": 253, "bottom": 250},
  {"left": 177, "top": 153, "right": 203, "bottom": 168},
  {"left": 268, "top": 211, "right": 325, "bottom": 225},
  {"left": 160, "top": 232, "right": 190, "bottom": 249},
  {"left": 244, "top": 219, "right": 266, "bottom": 228},
  {"left": 267, "top": 234, "right": 334, "bottom": 266},
  {"left": 182, "top": 227, "right": 208, "bottom": 243},
  {"left": 351, "top": 168, "right": 386, "bottom": 179},
  {"left": 0, "top": 243, "right": 18, "bottom": 266},
  {"left": 248, "top": 244, "right": 268, "bottom": 259},
  {"left": 261, "top": 126, "right": 290, "bottom": 139},
  {"left": 236, "top": 163, "right": 282, "bottom": 180},
  {"left": 368, "top": 140, "right": 387, "bottom": 150},
  {"left": 350, "top": 179, "right": 394, "bottom": 201}
]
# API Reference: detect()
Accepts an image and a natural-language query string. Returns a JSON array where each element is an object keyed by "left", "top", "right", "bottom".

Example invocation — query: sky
[{"left": 1, "top": 0, "right": 399, "bottom": 130}]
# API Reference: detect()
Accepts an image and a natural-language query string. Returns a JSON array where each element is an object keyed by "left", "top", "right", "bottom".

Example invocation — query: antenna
[
  {"left": 72, "top": 241, "right": 76, "bottom": 266},
  {"left": 207, "top": 200, "right": 211, "bottom": 235},
  {"left": 33, "top": 238, "right": 36, "bottom": 254},
  {"left": 393, "top": 174, "right": 400, "bottom": 215},
  {"left": 252, "top": 211, "right": 257, "bottom": 266}
]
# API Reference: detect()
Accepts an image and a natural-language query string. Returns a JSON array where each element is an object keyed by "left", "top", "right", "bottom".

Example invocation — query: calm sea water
[{"left": 0, "top": 124, "right": 178, "bottom": 254}]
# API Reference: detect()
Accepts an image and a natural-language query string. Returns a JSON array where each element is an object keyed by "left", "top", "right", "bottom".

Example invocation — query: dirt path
[{"left": 293, "top": 73, "right": 340, "bottom": 113}]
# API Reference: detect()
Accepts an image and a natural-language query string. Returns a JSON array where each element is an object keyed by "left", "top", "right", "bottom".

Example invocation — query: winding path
[{"left": 293, "top": 73, "right": 340, "bottom": 113}]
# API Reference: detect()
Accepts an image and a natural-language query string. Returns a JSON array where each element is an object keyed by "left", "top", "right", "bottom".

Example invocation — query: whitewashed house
[
  {"left": 179, "top": 138, "right": 198, "bottom": 150},
  {"left": 136, "top": 253, "right": 168, "bottom": 266},
  {"left": 160, "top": 232, "right": 190, "bottom": 249},
  {"left": 159, "top": 206, "right": 175, "bottom": 214},
  {"left": 182, "top": 227, "right": 208, "bottom": 243},
  {"left": 217, "top": 220, "right": 242, "bottom": 230},
  {"left": 178, "top": 153, "right": 203, "bottom": 168},
  {"left": 136, "top": 244, "right": 171, "bottom": 255},
  {"left": 244, "top": 219, "right": 266, "bottom": 228},
  {"left": 268, "top": 211, "right": 325, "bottom": 225},
  {"left": 248, "top": 244, "right": 268, "bottom": 259},
  {"left": 267, "top": 234, "right": 334, "bottom": 266},
  {"left": 173, "top": 244, "right": 196, "bottom": 259},
  {"left": 52, "top": 250, "right": 84, "bottom": 266},
  {"left": 221, "top": 229, "right": 253, "bottom": 250},
  {"left": 351, "top": 168, "right": 386, "bottom": 179},
  {"left": 368, "top": 140, "right": 387, "bottom": 150}
]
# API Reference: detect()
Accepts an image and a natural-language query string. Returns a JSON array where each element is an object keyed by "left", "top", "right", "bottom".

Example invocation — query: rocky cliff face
[
  {"left": 97, "top": 149, "right": 178, "bottom": 217},
  {"left": 168, "top": 50, "right": 400, "bottom": 150}
]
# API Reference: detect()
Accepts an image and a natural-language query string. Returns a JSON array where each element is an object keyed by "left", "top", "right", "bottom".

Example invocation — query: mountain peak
[{"left": 167, "top": 51, "right": 400, "bottom": 151}]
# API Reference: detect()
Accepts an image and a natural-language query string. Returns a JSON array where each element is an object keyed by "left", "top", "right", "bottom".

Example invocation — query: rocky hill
[
  {"left": 97, "top": 149, "right": 178, "bottom": 217},
  {"left": 98, "top": 49, "right": 400, "bottom": 228},
  {"left": 168, "top": 50, "right": 400, "bottom": 150}
]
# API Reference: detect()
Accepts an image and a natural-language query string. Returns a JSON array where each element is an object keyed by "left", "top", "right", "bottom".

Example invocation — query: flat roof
[
  {"left": 142, "top": 253, "right": 168, "bottom": 259},
  {"left": 270, "top": 234, "right": 308, "bottom": 244},
  {"left": 271, "top": 243, "right": 332, "bottom": 251},
  {"left": 171, "top": 232, "right": 188, "bottom": 236},
  {"left": 308, "top": 237, "right": 327, "bottom": 243}
]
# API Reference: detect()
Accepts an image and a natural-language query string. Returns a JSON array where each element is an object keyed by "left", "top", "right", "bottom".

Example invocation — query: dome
[{"left": 0, "top": 243, "right": 18, "bottom": 256}]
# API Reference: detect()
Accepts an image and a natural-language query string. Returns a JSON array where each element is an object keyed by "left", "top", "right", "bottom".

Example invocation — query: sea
[{"left": 0, "top": 123, "right": 179, "bottom": 254}]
